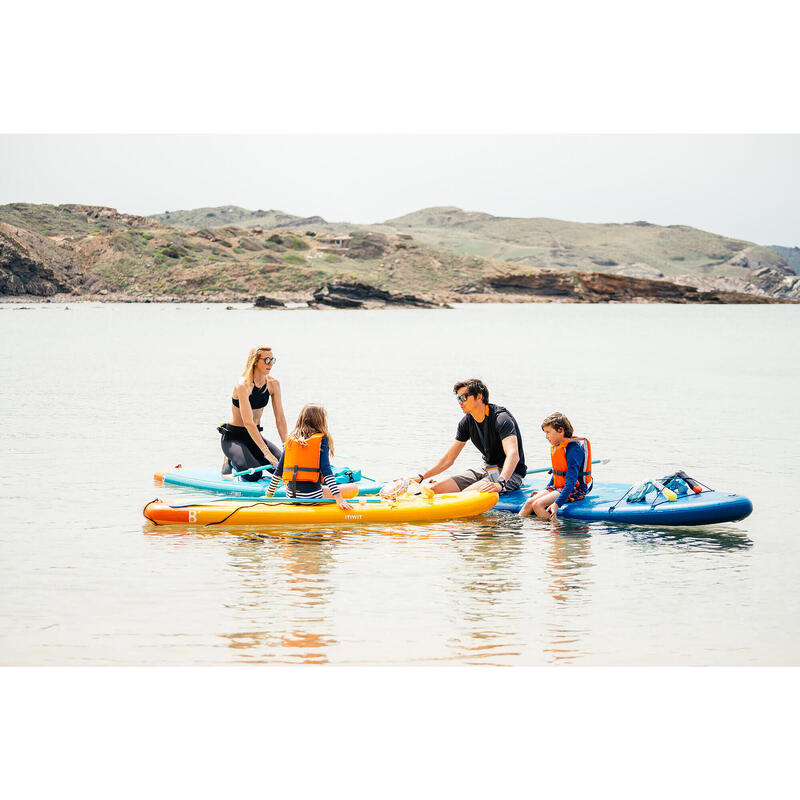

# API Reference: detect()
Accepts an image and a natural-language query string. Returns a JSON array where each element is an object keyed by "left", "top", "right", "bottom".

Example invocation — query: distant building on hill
[{"left": 318, "top": 234, "right": 352, "bottom": 252}]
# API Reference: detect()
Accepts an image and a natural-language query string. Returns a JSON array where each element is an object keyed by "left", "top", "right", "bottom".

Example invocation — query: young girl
[{"left": 265, "top": 404, "right": 353, "bottom": 509}]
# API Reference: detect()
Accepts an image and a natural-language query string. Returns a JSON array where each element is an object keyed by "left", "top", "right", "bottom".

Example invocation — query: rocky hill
[
  {"left": 0, "top": 203, "right": 156, "bottom": 236},
  {"left": 0, "top": 204, "right": 490, "bottom": 302},
  {"left": 1, "top": 203, "right": 796, "bottom": 305},
  {"left": 149, "top": 205, "right": 327, "bottom": 230},
  {"left": 769, "top": 245, "right": 800, "bottom": 273},
  {"left": 0, "top": 221, "right": 109, "bottom": 295},
  {"left": 147, "top": 203, "right": 799, "bottom": 300},
  {"left": 378, "top": 207, "right": 796, "bottom": 295}
]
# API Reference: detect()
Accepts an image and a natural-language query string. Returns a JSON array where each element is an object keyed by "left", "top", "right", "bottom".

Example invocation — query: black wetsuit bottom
[{"left": 219, "top": 424, "right": 282, "bottom": 482}]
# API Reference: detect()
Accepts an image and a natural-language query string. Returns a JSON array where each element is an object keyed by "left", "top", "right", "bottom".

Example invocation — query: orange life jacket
[
  {"left": 282, "top": 433, "right": 324, "bottom": 485},
  {"left": 551, "top": 437, "right": 592, "bottom": 490}
]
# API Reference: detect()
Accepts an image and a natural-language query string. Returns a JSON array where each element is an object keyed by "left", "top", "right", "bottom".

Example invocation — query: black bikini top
[{"left": 232, "top": 382, "right": 270, "bottom": 410}]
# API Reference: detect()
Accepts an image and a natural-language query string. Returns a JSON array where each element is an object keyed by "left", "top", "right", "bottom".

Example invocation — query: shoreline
[{"left": 0, "top": 289, "right": 793, "bottom": 307}]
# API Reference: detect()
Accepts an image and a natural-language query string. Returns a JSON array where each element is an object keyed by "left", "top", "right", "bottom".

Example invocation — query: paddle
[
  {"left": 231, "top": 463, "right": 276, "bottom": 478},
  {"left": 526, "top": 457, "right": 609, "bottom": 475},
  {"left": 230, "top": 463, "right": 362, "bottom": 481}
]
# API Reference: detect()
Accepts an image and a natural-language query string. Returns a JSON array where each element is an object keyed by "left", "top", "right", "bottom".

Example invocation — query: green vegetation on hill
[
  {"left": 380, "top": 206, "right": 787, "bottom": 281},
  {"left": 0, "top": 202, "right": 151, "bottom": 237},
  {"left": 149, "top": 205, "right": 326, "bottom": 230},
  {"left": 2, "top": 203, "right": 796, "bottom": 302},
  {"left": 147, "top": 203, "right": 792, "bottom": 284},
  {"left": 0, "top": 206, "right": 491, "bottom": 298}
]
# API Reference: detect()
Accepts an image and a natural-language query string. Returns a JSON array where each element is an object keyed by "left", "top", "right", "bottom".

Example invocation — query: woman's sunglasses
[{"left": 260, "top": 356, "right": 277, "bottom": 365}]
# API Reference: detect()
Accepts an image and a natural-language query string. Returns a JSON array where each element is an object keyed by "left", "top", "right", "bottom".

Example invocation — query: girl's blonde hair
[
  {"left": 288, "top": 403, "right": 334, "bottom": 456},
  {"left": 241, "top": 345, "right": 273, "bottom": 384}
]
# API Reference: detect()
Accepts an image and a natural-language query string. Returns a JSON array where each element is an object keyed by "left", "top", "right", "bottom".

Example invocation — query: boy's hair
[
  {"left": 453, "top": 378, "right": 489, "bottom": 404},
  {"left": 541, "top": 412, "right": 574, "bottom": 438}
]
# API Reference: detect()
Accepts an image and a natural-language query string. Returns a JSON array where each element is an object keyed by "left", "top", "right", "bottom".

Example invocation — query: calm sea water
[{"left": 0, "top": 301, "right": 797, "bottom": 665}]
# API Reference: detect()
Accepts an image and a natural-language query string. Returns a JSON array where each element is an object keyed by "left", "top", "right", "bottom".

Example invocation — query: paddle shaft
[
  {"left": 231, "top": 460, "right": 359, "bottom": 479},
  {"left": 526, "top": 457, "right": 608, "bottom": 476},
  {"left": 232, "top": 463, "right": 276, "bottom": 478}
]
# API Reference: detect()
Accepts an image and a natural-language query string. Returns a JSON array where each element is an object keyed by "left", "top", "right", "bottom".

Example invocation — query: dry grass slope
[{"left": 2, "top": 203, "right": 797, "bottom": 302}]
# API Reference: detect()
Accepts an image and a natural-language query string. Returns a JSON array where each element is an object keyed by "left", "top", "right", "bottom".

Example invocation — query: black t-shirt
[{"left": 455, "top": 403, "right": 526, "bottom": 477}]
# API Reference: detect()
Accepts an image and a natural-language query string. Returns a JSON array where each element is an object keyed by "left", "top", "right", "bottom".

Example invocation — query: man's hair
[
  {"left": 453, "top": 378, "right": 489, "bottom": 404},
  {"left": 541, "top": 412, "right": 574, "bottom": 438}
]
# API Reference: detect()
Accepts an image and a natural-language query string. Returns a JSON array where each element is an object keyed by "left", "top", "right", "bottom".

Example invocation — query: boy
[{"left": 519, "top": 412, "right": 592, "bottom": 520}]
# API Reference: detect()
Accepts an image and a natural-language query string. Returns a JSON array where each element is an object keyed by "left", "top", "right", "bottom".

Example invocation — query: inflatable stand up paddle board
[
  {"left": 154, "top": 464, "right": 383, "bottom": 497},
  {"left": 143, "top": 489, "right": 498, "bottom": 528},
  {"left": 494, "top": 475, "right": 752, "bottom": 526}
]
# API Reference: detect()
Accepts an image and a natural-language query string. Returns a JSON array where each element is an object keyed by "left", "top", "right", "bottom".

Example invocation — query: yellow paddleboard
[{"left": 142, "top": 491, "right": 498, "bottom": 527}]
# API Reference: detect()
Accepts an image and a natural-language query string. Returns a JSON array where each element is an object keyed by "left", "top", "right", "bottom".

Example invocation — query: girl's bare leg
[{"left": 323, "top": 484, "right": 358, "bottom": 499}]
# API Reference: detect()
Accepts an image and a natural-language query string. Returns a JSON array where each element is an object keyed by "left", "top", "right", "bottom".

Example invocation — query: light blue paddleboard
[{"left": 157, "top": 465, "right": 383, "bottom": 497}]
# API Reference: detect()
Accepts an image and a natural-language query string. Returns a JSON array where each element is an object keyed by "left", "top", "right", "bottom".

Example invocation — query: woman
[{"left": 220, "top": 345, "right": 287, "bottom": 482}]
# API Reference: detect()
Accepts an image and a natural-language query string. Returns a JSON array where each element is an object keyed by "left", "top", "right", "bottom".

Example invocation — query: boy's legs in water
[{"left": 519, "top": 489, "right": 561, "bottom": 519}]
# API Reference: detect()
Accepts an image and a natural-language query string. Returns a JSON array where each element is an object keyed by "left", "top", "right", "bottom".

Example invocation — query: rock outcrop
[
  {"left": 769, "top": 245, "right": 800, "bottom": 273},
  {"left": 312, "top": 280, "right": 440, "bottom": 308},
  {"left": 345, "top": 232, "right": 395, "bottom": 260},
  {"left": 457, "top": 269, "right": 782, "bottom": 304},
  {"left": 59, "top": 205, "right": 153, "bottom": 229},
  {"left": 253, "top": 295, "right": 285, "bottom": 308},
  {"left": 673, "top": 266, "right": 800, "bottom": 301},
  {"left": 0, "top": 222, "right": 104, "bottom": 296}
]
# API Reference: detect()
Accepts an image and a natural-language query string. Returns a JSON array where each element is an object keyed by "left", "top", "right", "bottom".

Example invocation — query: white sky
[
  {"left": 1, "top": 134, "right": 798, "bottom": 246},
  {"left": 3, "top": 4, "right": 799, "bottom": 247}
]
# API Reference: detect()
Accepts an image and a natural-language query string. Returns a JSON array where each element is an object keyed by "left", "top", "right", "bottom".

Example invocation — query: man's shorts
[{"left": 449, "top": 468, "right": 525, "bottom": 495}]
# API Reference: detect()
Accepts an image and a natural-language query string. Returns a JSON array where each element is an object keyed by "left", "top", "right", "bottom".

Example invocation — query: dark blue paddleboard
[{"left": 494, "top": 479, "right": 753, "bottom": 525}]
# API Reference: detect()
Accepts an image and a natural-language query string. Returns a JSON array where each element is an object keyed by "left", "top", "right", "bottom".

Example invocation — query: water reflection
[
  {"left": 594, "top": 522, "right": 754, "bottom": 552},
  {"left": 540, "top": 521, "right": 595, "bottom": 664},
  {"left": 142, "top": 513, "right": 753, "bottom": 665},
  {"left": 445, "top": 516, "right": 526, "bottom": 664},
  {"left": 222, "top": 530, "right": 341, "bottom": 664},
  {"left": 626, "top": 527, "right": 753, "bottom": 552}
]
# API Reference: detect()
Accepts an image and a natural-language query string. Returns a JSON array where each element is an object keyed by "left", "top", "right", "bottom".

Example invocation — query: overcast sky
[{"left": 1, "top": 135, "right": 797, "bottom": 246}]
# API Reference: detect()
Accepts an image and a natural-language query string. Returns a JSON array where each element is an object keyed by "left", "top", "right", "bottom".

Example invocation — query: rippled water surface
[{"left": 1, "top": 302, "right": 797, "bottom": 664}]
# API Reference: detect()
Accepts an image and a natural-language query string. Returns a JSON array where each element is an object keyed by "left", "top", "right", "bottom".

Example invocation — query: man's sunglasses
[{"left": 456, "top": 393, "right": 470, "bottom": 403}]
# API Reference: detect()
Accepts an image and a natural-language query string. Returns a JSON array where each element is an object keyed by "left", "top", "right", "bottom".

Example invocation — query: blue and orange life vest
[
  {"left": 282, "top": 433, "right": 324, "bottom": 485},
  {"left": 551, "top": 437, "right": 593, "bottom": 491}
]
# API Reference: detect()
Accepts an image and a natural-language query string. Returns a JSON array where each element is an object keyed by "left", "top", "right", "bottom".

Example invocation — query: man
[{"left": 412, "top": 378, "right": 527, "bottom": 495}]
